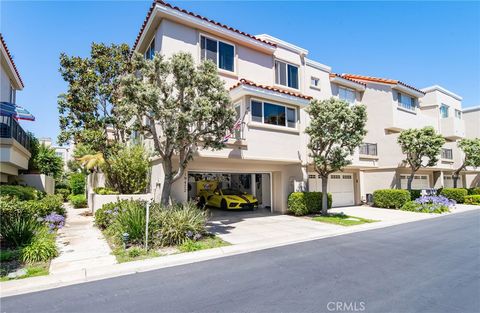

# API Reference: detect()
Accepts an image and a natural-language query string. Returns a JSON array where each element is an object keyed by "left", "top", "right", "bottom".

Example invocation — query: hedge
[
  {"left": 373, "top": 189, "right": 411, "bottom": 209},
  {"left": 0, "top": 185, "right": 43, "bottom": 201},
  {"left": 69, "top": 194, "right": 87, "bottom": 208},
  {"left": 69, "top": 173, "right": 86, "bottom": 195},
  {"left": 287, "top": 192, "right": 332, "bottom": 216},
  {"left": 440, "top": 188, "right": 468, "bottom": 203},
  {"left": 24, "top": 194, "right": 65, "bottom": 217},
  {"left": 464, "top": 195, "right": 480, "bottom": 205},
  {"left": 468, "top": 187, "right": 480, "bottom": 195},
  {"left": 409, "top": 190, "right": 422, "bottom": 200}
]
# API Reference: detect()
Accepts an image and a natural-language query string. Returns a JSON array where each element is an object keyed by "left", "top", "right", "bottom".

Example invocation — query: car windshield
[{"left": 222, "top": 189, "right": 244, "bottom": 196}]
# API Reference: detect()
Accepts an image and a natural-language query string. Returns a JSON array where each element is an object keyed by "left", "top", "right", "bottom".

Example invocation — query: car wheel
[{"left": 221, "top": 199, "right": 227, "bottom": 210}]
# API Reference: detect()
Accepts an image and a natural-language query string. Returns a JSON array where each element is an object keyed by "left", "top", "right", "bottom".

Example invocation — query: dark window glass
[
  {"left": 145, "top": 39, "right": 155, "bottom": 60},
  {"left": 219, "top": 42, "right": 234, "bottom": 71},
  {"left": 275, "top": 61, "right": 287, "bottom": 85},
  {"left": 287, "top": 108, "right": 296, "bottom": 128},
  {"left": 287, "top": 64, "right": 299, "bottom": 89},
  {"left": 251, "top": 101, "right": 262, "bottom": 122},
  {"left": 201, "top": 36, "right": 217, "bottom": 65},
  {"left": 264, "top": 102, "right": 286, "bottom": 126}
]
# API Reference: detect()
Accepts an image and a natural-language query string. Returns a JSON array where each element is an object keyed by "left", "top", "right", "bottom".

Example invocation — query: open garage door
[
  {"left": 308, "top": 173, "right": 355, "bottom": 207},
  {"left": 187, "top": 171, "right": 272, "bottom": 211}
]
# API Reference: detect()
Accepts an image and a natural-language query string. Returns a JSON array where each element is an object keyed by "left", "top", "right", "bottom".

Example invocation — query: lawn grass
[
  {"left": 179, "top": 236, "right": 230, "bottom": 252},
  {"left": 312, "top": 213, "right": 378, "bottom": 226},
  {"left": 0, "top": 262, "right": 49, "bottom": 281}
]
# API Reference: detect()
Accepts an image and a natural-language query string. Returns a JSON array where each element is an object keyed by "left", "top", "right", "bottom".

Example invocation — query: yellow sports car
[{"left": 196, "top": 181, "right": 258, "bottom": 210}]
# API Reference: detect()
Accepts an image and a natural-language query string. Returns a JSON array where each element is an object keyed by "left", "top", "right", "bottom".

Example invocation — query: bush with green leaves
[
  {"left": 151, "top": 202, "right": 207, "bottom": 246},
  {"left": 373, "top": 189, "right": 411, "bottom": 209},
  {"left": 95, "top": 200, "right": 128, "bottom": 229},
  {"left": 69, "top": 194, "right": 87, "bottom": 208},
  {"left": 69, "top": 173, "right": 86, "bottom": 195},
  {"left": 55, "top": 188, "right": 70, "bottom": 201},
  {"left": 110, "top": 200, "right": 150, "bottom": 245},
  {"left": 20, "top": 227, "right": 58, "bottom": 263},
  {"left": 31, "top": 144, "right": 64, "bottom": 179},
  {"left": 464, "top": 195, "right": 480, "bottom": 205},
  {"left": 0, "top": 185, "right": 42, "bottom": 201},
  {"left": 409, "top": 190, "right": 422, "bottom": 200},
  {"left": 287, "top": 192, "right": 332, "bottom": 216},
  {"left": 104, "top": 145, "right": 149, "bottom": 194},
  {"left": 440, "top": 188, "right": 468, "bottom": 203},
  {"left": 24, "top": 194, "right": 65, "bottom": 217},
  {"left": 467, "top": 187, "right": 480, "bottom": 195},
  {"left": 94, "top": 187, "right": 119, "bottom": 195},
  {"left": 0, "top": 197, "right": 41, "bottom": 248}
]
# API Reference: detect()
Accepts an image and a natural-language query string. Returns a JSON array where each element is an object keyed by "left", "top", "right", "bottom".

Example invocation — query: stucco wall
[
  {"left": 463, "top": 108, "right": 480, "bottom": 139},
  {"left": 18, "top": 174, "right": 55, "bottom": 194}
]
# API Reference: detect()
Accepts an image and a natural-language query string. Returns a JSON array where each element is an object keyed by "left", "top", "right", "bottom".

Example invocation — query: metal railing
[
  {"left": 0, "top": 114, "right": 31, "bottom": 151},
  {"left": 441, "top": 148, "right": 453, "bottom": 160},
  {"left": 359, "top": 143, "right": 377, "bottom": 156}
]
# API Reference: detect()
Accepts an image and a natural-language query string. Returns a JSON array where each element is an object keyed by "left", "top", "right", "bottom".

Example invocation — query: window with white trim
[
  {"left": 455, "top": 109, "right": 462, "bottom": 119},
  {"left": 145, "top": 38, "right": 155, "bottom": 60},
  {"left": 251, "top": 100, "right": 297, "bottom": 128},
  {"left": 200, "top": 36, "right": 234, "bottom": 72},
  {"left": 275, "top": 60, "right": 299, "bottom": 89},
  {"left": 310, "top": 77, "right": 320, "bottom": 88},
  {"left": 9, "top": 85, "right": 15, "bottom": 104},
  {"left": 397, "top": 92, "right": 416, "bottom": 111},
  {"left": 440, "top": 104, "right": 449, "bottom": 118},
  {"left": 338, "top": 86, "right": 356, "bottom": 104}
]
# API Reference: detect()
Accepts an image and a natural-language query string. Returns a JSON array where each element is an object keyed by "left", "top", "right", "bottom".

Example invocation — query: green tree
[
  {"left": 305, "top": 98, "right": 367, "bottom": 214},
  {"left": 118, "top": 52, "right": 235, "bottom": 205},
  {"left": 32, "top": 144, "right": 64, "bottom": 179},
  {"left": 397, "top": 127, "right": 445, "bottom": 190},
  {"left": 106, "top": 145, "right": 149, "bottom": 194},
  {"left": 27, "top": 133, "right": 40, "bottom": 172},
  {"left": 453, "top": 138, "right": 480, "bottom": 188}
]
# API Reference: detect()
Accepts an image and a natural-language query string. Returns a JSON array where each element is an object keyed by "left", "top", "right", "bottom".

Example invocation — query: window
[
  {"left": 398, "top": 92, "right": 416, "bottom": 111},
  {"left": 455, "top": 109, "right": 462, "bottom": 119},
  {"left": 250, "top": 100, "right": 296, "bottom": 128},
  {"left": 9, "top": 85, "right": 15, "bottom": 104},
  {"left": 359, "top": 143, "right": 377, "bottom": 156},
  {"left": 145, "top": 38, "right": 155, "bottom": 60},
  {"left": 441, "top": 148, "right": 453, "bottom": 160},
  {"left": 200, "top": 36, "right": 235, "bottom": 72},
  {"left": 275, "top": 60, "right": 299, "bottom": 89},
  {"left": 310, "top": 77, "right": 320, "bottom": 88},
  {"left": 439, "top": 104, "right": 449, "bottom": 118},
  {"left": 338, "top": 86, "right": 356, "bottom": 104}
]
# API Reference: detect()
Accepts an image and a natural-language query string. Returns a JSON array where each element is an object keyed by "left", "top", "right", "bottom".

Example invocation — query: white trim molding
[
  {"left": 230, "top": 84, "right": 310, "bottom": 107},
  {"left": 256, "top": 34, "right": 308, "bottom": 56},
  {"left": 422, "top": 85, "right": 463, "bottom": 101}
]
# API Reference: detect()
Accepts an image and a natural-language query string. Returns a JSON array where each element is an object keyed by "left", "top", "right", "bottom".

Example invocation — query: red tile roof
[
  {"left": 329, "top": 73, "right": 366, "bottom": 87},
  {"left": 230, "top": 79, "right": 312, "bottom": 100},
  {"left": 0, "top": 34, "right": 24, "bottom": 88},
  {"left": 133, "top": 1, "right": 276, "bottom": 53},
  {"left": 342, "top": 74, "right": 425, "bottom": 95}
]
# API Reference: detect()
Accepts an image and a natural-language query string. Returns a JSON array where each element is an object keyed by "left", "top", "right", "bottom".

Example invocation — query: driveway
[{"left": 3, "top": 210, "right": 479, "bottom": 313}]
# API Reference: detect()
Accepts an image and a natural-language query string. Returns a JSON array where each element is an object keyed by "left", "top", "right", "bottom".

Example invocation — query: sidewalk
[
  {"left": 1, "top": 204, "right": 478, "bottom": 297},
  {"left": 49, "top": 204, "right": 116, "bottom": 275}
]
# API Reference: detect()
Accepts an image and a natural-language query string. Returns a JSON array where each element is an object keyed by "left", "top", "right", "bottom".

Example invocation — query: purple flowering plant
[
  {"left": 44, "top": 213, "right": 65, "bottom": 232},
  {"left": 403, "top": 195, "right": 455, "bottom": 213}
]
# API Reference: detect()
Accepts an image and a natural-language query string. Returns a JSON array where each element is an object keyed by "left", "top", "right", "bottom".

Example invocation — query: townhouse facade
[
  {"left": 0, "top": 34, "right": 31, "bottom": 183},
  {"left": 133, "top": 1, "right": 479, "bottom": 213}
]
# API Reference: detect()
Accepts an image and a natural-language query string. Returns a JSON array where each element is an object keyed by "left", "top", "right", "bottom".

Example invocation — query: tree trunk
[
  {"left": 321, "top": 175, "right": 329, "bottom": 215},
  {"left": 453, "top": 163, "right": 464, "bottom": 188},
  {"left": 160, "top": 160, "right": 173, "bottom": 206},
  {"left": 407, "top": 171, "right": 415, "bottom": 191}
]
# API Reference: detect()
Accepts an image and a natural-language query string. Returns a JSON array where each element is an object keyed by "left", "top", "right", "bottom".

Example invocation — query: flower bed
[{"left": 401, "top": 195, "right": 455, "bottom": 213}]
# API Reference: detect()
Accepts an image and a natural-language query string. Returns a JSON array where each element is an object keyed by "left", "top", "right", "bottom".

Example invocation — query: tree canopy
[
  {"left": 32, "top": 144, "right": 64, "bottom": 179},
  {"left": 453, "top": 138, "right": 480, "bottom": 187},
  {"left": 305, "top": 98, "right": 367, "bottom": 214}
]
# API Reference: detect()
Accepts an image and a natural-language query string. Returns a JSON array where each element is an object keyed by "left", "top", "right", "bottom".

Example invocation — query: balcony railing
[
  {"left": 359, "top": 143, "right": 378, "bottom": 156},
  {"left": 0, "top": 114, "right": 31, "bottom": 151},
  {"left": 441, "top": 148, "right": 453, "bottom": 160}
]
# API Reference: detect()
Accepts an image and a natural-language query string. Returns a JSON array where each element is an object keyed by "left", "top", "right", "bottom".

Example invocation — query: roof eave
[
  {"left": 0, "top": 41, "right": 24, "bottom": 89},
  {"left": 330, "top": 76, "right": 366, "bottom": 92},
  {"left": 230, "top": 84, "right": 311, "bottom": 106}
]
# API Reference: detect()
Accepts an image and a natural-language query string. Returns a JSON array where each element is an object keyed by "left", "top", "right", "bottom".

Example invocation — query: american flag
[{"left": 222, "top": 117, "right": 242, "bottom": 143}]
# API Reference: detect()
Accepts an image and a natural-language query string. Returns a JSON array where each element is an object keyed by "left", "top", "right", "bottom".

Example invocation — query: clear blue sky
[{"left": 2, "top": 1, "right": 479, "bottom": 144}]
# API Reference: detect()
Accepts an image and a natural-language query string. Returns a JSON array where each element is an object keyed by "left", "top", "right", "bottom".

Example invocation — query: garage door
[
  {"left": 444, "top": 175, "right": 462, "bottom": 188},
  {"left": 308, "top": 173, "right": 355, "bottom": 207},
  {"left": 400, "top": 174, "right": 430, "bottom": 190}
]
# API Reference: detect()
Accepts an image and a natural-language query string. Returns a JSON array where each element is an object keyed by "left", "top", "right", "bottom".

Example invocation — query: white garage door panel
[
  {"left": 444, "top": 175, "right": 462, "bottom": 188},
  {"left": 308, "top": 173, "right": 355, "bottom": 207},
  {"left": 400, "top": 175, "right": 430, "bottom": 190}
]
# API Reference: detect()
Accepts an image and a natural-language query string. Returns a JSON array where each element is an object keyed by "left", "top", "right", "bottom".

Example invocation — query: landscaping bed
[
  {"left": 311, "top": 213, "right": 378, "bottom": 226},
  {"left": 95, "top": 200, "right": 229, "bottom": 263}
]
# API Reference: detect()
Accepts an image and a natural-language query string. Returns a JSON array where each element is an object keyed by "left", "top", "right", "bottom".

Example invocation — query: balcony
[
  {"left": 0, "top": 114, "right": 32, "bottom": 179},
  {"left": 440, "top": 116, "right": 465, "bottom": 140},
  {"left": 0, "top": 114, "right": 31, "bottom": 151}
]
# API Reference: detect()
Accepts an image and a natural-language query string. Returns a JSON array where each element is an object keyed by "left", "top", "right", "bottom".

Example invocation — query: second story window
[
  {"left": 397, "top": 92, "right": 416, "bottom": 111},
  {"left": 275, "top": 60, "right": 299, "bottom": 89},
  {"left": 145, "top": 38, "right": 155, "bottom": 60},
  {"left": 339, "top": 86, "right": 356, "bottom": 104},
  {"left": 200, "top": 36, "right": 234, "bottom": 72},
  {"left": 441, "top": 148, "right": 453, "bottom": 160},
  {"left": 440, "top": 104, "right": 449, "bottom": 118},
  {"left": 9, "top": 85, "right": 15, "bottom": 104},
  {"left": 310, "top": 77, "right": 320, "bottom": 88},
  {"left": 251, "top": 100, "right": 296, "bottom": 128},
  {"left": 359, "top": 143, "right": 377, "bottom": 156},
  {"left": 455, "top": 109, "right": 462, "bottom": 119}
]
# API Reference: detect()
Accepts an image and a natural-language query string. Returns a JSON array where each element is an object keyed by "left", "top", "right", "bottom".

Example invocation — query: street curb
[{"left": 1, "top": 205, "right": 478, "bottom": 297}]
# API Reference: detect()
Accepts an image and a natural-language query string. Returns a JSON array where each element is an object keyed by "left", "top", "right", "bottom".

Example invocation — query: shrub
[
  {"left": 373, "top": 189, "right": 411, "bottom": 209},
  {"left": 464, "top": 195, "right": 480, "bottom": 205},
  {"left": 110, "top": 200, "right": 149, "bottom": 245},
  {"left": 440, "top": 188, "right": 468, "bottom": 203},
  {"left": 44, "top": 213, "right": 65, "bottom": 232},
  {"left": 69, "top": 173, "right": 86, "bottom": 195},
  {"left": 95, "top": 201, "right": 125, "bottom": 229},
  {"left": 94, "top": 187, "right": 119, "bottom": 195},
  {"left": 105, "top": 145, "right": 149, "bottom": 194},
  {"left": 20, "top": 228, "right": 58, "bottom": 263},
  {"left": 409, "top": 190, "right": 422, "bottom": 200},
  {"left": 152, "top": 202, "right": 207, "bottom": 246},
  {"left": 55, "top": 188, "right": 70, "bottom": 201},
  {"left": 401, "top": 195, "right": 454, "bottom": 213},
  {"left": 69, "top": 194, "right": 87, "bottom": 208},
  {"left": 468, "top": 187, "right": 480, "bottom": 195},
  {"left": 0, "top": 197, "right": 41, "bottom": 248},
  {"left": 24, "top": 194, "right": 65, "bottom": 217},
  {"left": 0, "top": 185, "right": 41, "bottom": 201},
  {"left": 287, "top": 192, "right": 332, "bottom": 216}
]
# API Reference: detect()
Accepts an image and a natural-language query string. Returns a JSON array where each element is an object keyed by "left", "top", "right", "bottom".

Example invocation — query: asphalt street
[{"left": 2, "top": 210, "right": 479, "bottom": 313}]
